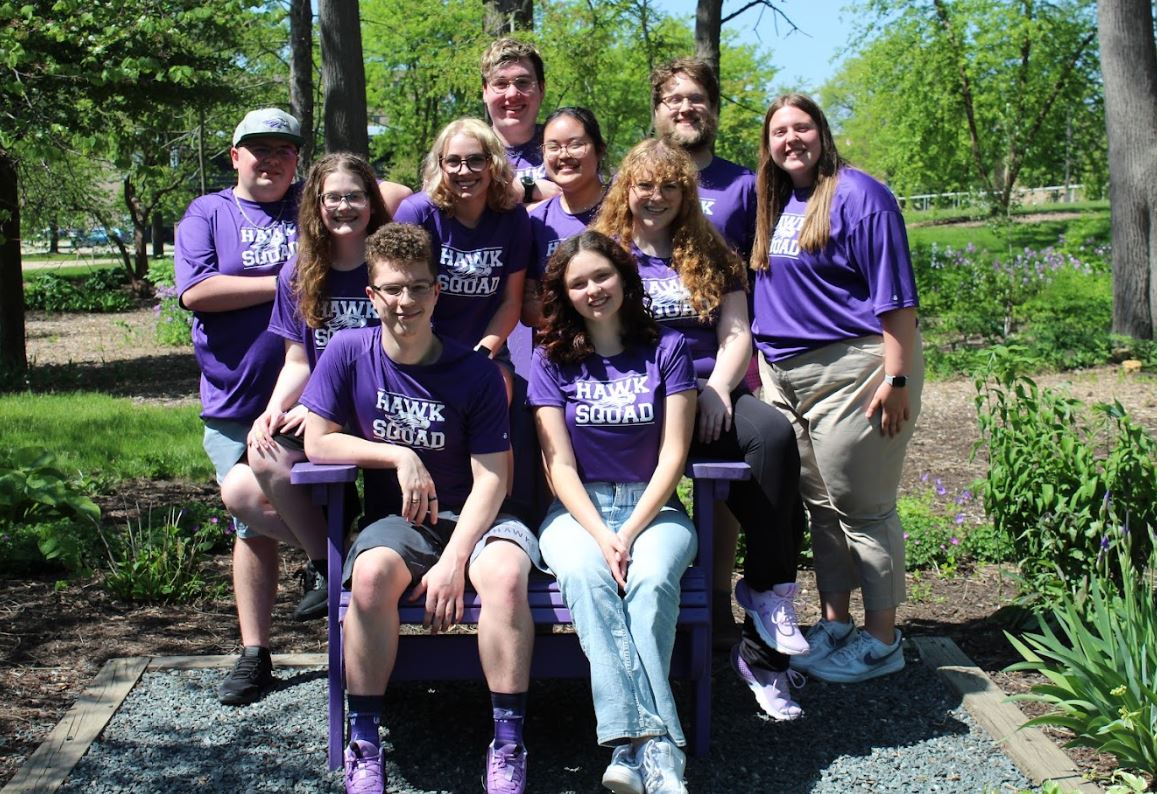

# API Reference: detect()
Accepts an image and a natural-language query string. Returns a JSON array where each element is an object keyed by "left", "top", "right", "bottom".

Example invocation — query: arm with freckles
[
  {"left": 535, "top": 406, "right": 630, "bottom": 589},
  {"left": 866, "top": 306, "right": 919, "bottom": 437},
  {"left": 697, "top": 291, "right": 751, "bottom": 443},
  {"left": 617, "top": 390, "right": 696, "bottom": 552}
]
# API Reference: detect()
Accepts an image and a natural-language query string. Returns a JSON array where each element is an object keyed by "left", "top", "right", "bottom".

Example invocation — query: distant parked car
[{"left": 71, "top": 227, "right": 125, "bottom": 247}]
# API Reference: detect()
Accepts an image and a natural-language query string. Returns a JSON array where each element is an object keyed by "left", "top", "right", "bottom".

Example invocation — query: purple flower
[
  {"left": 1100, "top": 535, "right": 1111, "bottom": 551},
  {"left": 954, "top": 513, "right": 965, "bottom": 525},
  {"left": 903, "top": 532, "right": 910, "bottom": 540},
  {"left": 935, "top": 479, "right": 947, "bottom": 496},
  {"left": 921, "top": 472, "right": 930, "bottom": 483},
  {"left": 210, "top": 516, "right": 219, "bottom": 524}
]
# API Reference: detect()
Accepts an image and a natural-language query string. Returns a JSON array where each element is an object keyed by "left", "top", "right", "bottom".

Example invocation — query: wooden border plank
[
  {"left": 1, "top": 657, "right": 148, "bottom": 794},
  {"left": 146, "top": 653, "right": 326, "bottom": 670},
  {"left": 912, "top": 636, "right": 1102, "bottom": 794}
]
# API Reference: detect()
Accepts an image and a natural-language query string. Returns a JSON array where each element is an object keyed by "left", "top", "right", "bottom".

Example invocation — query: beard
[{"left": 656, "top": 109, "right": 718, "bottom": 153}]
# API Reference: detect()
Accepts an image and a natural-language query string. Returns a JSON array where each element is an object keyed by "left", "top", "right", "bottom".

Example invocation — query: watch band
[
  {"left": 884, "top": 374, "right": 907, "bottom": 388},
  {"left": 521, "top": 176, "right": 535, "bottom": 204}
]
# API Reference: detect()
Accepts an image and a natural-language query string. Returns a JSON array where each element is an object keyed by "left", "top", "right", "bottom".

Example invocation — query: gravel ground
[{"left": 59, "top": 644, "right": 1031, "bottom": 793}]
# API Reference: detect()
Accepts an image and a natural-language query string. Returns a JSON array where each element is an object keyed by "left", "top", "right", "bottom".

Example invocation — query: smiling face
[
  {"left": 319, "top": 169, "right": 371, "bottom": 240},
  {"left": 367, "top": 256, "right": 439, "bottom": 341},
  {"left": 440, "top": 132, "right": 492, "bottom": 204},
  {"left": 564, "top": 249, "right": 623, "bottom": 327},
  {"left": 231, "top": 135, "right": 298, "bottom": 202},
  {"left": 482, "top": 57, "right": 544, "bottom": 144},
  {"left": 627, "top": 173, "right": 683, "bottom": 238},
  {"left": 652, "top": 73, "right": 718, "bottom": 153},
  {"left": 767, "top": 104, "right": 823, "bottom": 188},
  {"left": 542, "top": 114, "right": 599, "bottom": 196}
]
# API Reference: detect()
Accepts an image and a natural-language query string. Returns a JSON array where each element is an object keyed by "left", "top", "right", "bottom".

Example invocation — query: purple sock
[
  {"left": 348, "top": 694, "right": 384, "bottom": 747},
  {"left": 491, "top": 691, "right": 527, "bottom": 747}
]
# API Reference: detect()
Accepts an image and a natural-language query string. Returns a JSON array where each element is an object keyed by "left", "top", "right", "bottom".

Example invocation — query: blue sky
[{"left": 653, "top": 1, "right": 854, "bottom": 92}]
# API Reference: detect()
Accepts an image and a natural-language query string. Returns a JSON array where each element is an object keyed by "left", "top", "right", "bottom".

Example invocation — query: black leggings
[{"left": 691, "top": 388, "right": 805, "bottom": 672}]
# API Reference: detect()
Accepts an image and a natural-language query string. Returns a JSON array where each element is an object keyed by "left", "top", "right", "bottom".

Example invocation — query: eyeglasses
[
  {"left": 631, "top": 181, "right": 682, "bottom": 198},
  {"left": 440, "top": 154, "right": 489, "bottom": 173},
  {"left": 370, "top": 281, "right": 436, "bottom": 299},
  {"left": 542, "top": 139, "right": 592, "bottom": 158},
  {"left": 487, "top": 77, "right": 538, "bottom": 94},
  {"left": 320, "top": 190, "right": 369, "bottom": 209},
  {"left": 241, "top": 144, "right": 299, "bottom": 160},
  {"left": 659, "top": 93, "right": 709, "bottom": 111}
]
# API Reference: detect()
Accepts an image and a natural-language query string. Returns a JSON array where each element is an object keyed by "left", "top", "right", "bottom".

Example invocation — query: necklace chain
[{"left": 233, "top": 190, "right": 288, "bottom": 229}]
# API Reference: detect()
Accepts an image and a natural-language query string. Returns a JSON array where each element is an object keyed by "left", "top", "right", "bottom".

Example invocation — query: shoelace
[
  {"left": 490, "top": 746, "right": 524, "bottom": 784},
  {"left": 298, "top": 564, "right": 323, "bottom": 593},
  {"left": 232, "top": 654, "right": 265, "bottom": 682},
  {"left": 771, "top": 597, "right": 800, "bottom": 629},
  {"left": 785, "top": 668, "right": 807, "bottom": 691}
]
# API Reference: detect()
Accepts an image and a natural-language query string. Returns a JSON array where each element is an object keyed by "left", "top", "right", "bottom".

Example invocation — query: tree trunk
[
  {"left": 484, "top": 0, "right": 533, "bottom": 35},
  {"left": 0, "top": 149, "right": 27, "bottom": 376},
  {"left": 696, "top": 0, "right": 722, "bottom": 78},
  {"left": 289, "top": 0, "right": 315, "bottom": 174},
  {"left": 319, "top": 0, "right": 369, "bottom": 157},
  {"left": 1098, "top": 0, "right": 1157, "bottom": 339},
  {"left": 152, "top": 210, "right": 164, "bottom": 258},
  {"left": 49, "top": 221, "right": 59, "bottom": 254}
]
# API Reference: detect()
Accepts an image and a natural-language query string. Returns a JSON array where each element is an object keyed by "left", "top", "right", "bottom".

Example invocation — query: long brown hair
[
  {"left": 750, "top": 93, "right": 847, "bottom": 271},
  {"left": 591, "top": 138, "right": 745, "bottom": 319},
  {"left": 295, "top": 153, "right": 392, "bottom": 329},
  {"left": 420, "top": 118, "right": 516, "bottom": 215},
  {"left": 538, "top": 231, "right": 659, "bottom": 365}
]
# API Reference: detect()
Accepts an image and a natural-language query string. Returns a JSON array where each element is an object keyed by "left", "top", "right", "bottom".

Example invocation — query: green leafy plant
[
  {"left": 1005, "top": 516, "right": 1157, "bottom": 783},
  {"left": 24, "top": 270, "right": 135, "bottom": 313},
  {"left": 0, "top": 447, "right": 101, "bottom": 573},
  {"left": 149, "top": 258, "right": 192, "bottom": 347},
  {"left": 100, "top": 507, "right": 226, "bottom": 603},
  {"left": 899, "top": 474, "right": 1013, "bottom": 573},
  {"left": 974, "top": 355, "right": 1157, "bottom": 599}
]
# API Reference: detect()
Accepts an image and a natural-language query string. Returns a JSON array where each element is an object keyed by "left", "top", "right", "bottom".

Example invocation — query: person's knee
[
  {"left": 472, "top": 542, "right": 530, "bottom": 606},
  {"left": 220, "top": 464, "right": 262, "bottom": 516},
  {"left": 349, "top": 549, "right": 409, "bottom": 611},
  {"left": 248, "top": 443, "right": 296, "bottom": 482}
]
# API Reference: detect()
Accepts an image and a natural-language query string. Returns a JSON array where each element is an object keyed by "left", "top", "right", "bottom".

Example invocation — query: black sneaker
[
  {"left": 294, "top": 560, "right": 328, "bottom": 621},
  {"left": 218, "top": 646, "right": 274, "bottom": 706}
]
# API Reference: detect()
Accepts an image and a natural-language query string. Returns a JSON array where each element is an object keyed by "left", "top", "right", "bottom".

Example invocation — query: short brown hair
[
  {"left": 650, "top": 57, "right": 720, "bottom": 113},
  {"left": 365, "top": 223, "right": 436, "bottom": 281},
  {"left": 480, "top": 37, "right": 544, "bottom": 85}
]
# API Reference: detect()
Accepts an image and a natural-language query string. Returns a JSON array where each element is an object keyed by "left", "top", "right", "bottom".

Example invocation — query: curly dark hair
[{"left": 538, "top": 230, "right": 659, "bottom": 365}]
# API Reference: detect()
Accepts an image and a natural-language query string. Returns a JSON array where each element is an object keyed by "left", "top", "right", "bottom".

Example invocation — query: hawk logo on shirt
[
  {"left": 770, "top": 212, "right": 804, "bottom": 259},
  {"left": 439, "top": 246, "right": 503, "bottom": 296},
  {"left": 573, "top": 376, "right": 655, "bottom": 425},
  {"left": 240, "top": 222, "right": 298, "bottom": 268},
  {"left": 372, "top": 390, "right": 446, "bottom": 449},
  {"left": 643, "top": 277, "right": 696, "bottom": 321},
  {"left": 313, "top": 299, "right": 377, "bottom": 349}
]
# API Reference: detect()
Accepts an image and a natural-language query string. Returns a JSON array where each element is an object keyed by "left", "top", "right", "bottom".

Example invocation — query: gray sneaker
[
  {"left": 601, "top": 744, "right": 643, "bottom": 794},
  {"left": 807, "top": 629, "right": 905, "bottom": 683},
  {"left": 789, "top": 619, "right": 857, "bottom": 676},
  {"left": 640, "top": 736, "right": 687, "bottom": 794}
]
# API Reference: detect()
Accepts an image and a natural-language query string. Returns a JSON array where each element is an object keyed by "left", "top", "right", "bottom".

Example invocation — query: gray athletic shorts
[{"left": 342, "top": 510, "right": 545, "bottom": 587}]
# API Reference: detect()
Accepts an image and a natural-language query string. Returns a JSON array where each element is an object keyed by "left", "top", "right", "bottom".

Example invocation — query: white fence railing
[{"left": 897, "top": 184, "right": 1085, "bottom": 212}]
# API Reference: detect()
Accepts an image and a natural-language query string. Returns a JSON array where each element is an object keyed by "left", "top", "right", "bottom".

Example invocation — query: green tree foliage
[{"left": 824, "top": 0, "right": 1104, "bottom": 210}]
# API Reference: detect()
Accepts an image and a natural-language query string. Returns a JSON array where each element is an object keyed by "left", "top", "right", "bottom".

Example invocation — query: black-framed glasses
[
  {"left": 320, "top": 190, "right": 369, "bottom": 209},
  {"left": 659, "top": 93, "right": 709, "bottom": 111},
  {"left": 542, "top": 139, "right": 592, "bottom": 158},
  {"left": 487, "top": 77, "right": 538, "bottom": 94},
  {"left": 370, "top": 281, "right": 436, "bottom": 299},
  {"left": 440, "top": 154, "right": 489, "bottom": 173}
]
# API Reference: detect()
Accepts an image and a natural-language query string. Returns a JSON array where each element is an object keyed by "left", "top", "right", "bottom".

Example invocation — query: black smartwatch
[
  {"left": 521, "top": 175, "right": 536, "bottom": 204},
  {"left": 474, "top": 343, "right": 493, "bottom": 358},
  {"left": 884, "top": 373, "right": 907, "bottom": 388}
]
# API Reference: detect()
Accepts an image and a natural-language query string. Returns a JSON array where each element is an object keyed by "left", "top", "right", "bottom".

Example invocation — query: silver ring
[{"left": 430, "top": 495, "right": 438, "bottom": 500}]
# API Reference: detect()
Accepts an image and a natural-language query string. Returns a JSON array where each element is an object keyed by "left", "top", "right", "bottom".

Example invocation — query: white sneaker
[
  {"left": 807, "top": 629, "right": 905, "bottom": 683},
  {"left": 731, "top": 644, "right": 805, "bottom": 721},
  {"left": 640, "top": 735, "right": 687, "bottom": 794},
  {"left": 735, "top": 579, "right": 810, "bottom": 655},
  {"left": 601, "top": 744, "right": 643, "bottom": 794},
  {"left": 789, "top": 619, "right": 857, "bottom": 675}
]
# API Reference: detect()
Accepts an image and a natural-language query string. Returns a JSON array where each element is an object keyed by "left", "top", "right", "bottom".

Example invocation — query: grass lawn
[{"left": 0, "top": 393, "right": 210, "bottom": 483}]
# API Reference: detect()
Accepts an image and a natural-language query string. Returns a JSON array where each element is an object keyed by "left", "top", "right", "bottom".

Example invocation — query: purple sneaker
[
  {"left": 344, "top": 739, "right": 385, "bottom": 794},
  {"left": 731, "top": 644, "right": 805, "bottom": 721},
  {"left": 735, "top": 579, "right": 810, "bottom": 655},
  {"left": 484, "top": 741, "right": 527, "bottom": 794}
]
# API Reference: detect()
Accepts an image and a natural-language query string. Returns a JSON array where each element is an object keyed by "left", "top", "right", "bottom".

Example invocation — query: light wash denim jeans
[{"left": 538, "top": 482, "right": 697, "bottom": 747}]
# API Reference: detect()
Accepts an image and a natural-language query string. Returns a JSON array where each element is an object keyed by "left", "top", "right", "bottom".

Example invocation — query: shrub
[
  {"left": 974, "top": 355, "right": 1157, "bottom": 600},
  {"left": 24, "top": 270, "right": 135, "bottom": 313},
  {"left": 1006, "top": 518, "right": 1157, "bottom": 783},
  {"left": 899, "top": 475, "right": 1014, "bottom": 573},
  {"left": 100, "top": 507, "right": 228, "bottom": 603}
]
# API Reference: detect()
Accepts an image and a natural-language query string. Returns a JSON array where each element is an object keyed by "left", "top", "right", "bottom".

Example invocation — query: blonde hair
[
  {"left": 592, "top": 139, "right": 745, "bottom": 318},
  {"left": 751, "top": 93, "right": 847, "bottom": 271},
  {"left": 480, "top": 37, "right": 544, "bottom": 85},
  {"left": 420, "top": 118, "right": 516, "bottom": 215}
]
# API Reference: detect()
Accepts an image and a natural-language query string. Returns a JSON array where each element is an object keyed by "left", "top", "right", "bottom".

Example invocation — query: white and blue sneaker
[
  {"left": 806, "top": 628, "right": 905, "bottom": 683},
  {"left": 601, "top": 743, "right": 644, "bottom": 794},
  {"left": 640, "top": 735, "right": 687, "bottom": 794},
  {"left": 789, "top": 619, "right": 857, "bottom": 676}
]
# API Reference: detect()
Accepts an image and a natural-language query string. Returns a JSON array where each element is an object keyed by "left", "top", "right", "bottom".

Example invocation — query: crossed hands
[{"left": 248, "top": 404, "right": 309, "bottom": 453}]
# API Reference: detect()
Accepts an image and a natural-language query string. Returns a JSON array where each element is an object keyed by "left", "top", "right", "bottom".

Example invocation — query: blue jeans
[{"left": 538, "top": 483, "right": 697, "bottom": 747}]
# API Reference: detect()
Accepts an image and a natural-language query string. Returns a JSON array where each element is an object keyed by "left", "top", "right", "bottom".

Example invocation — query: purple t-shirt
[
  {"left": 393, "top": 192, "right": 530, "bottom": 346},
  {"left": 527, "top": 327, "right": 696, "bottom": 484},
  {"left": 505, "top": 124, "right": 546, "bottom": 183},
  {"left": 175, "top": 186, "right": 300, "bottom": 422},
  {"left": 528, "top": 194, "right": 601, "bottom": 279},
  {"left": 268, "top": 259, "right": 379, "bottom": 369},
  {"left": 751, "top": 168, "right": 919, "bottom": 363},
  {"left": 633, "top": 247, "right": 742, "bottom": 379},
  {"left": 300, "top": 327, "right": 511, "bottom": 514},
  {"left": 698, "top": 157, "right": 757, "bottom": 259}
]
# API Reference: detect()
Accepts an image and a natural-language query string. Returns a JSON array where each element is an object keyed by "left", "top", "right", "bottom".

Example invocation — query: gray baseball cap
[{"left": 232, "top": 108, "right": 304, "bottom": 147}]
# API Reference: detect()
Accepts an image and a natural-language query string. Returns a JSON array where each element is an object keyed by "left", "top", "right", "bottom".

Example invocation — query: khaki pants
[{"left": 759, "top": 334, "right": 923, "bottom": 611}]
